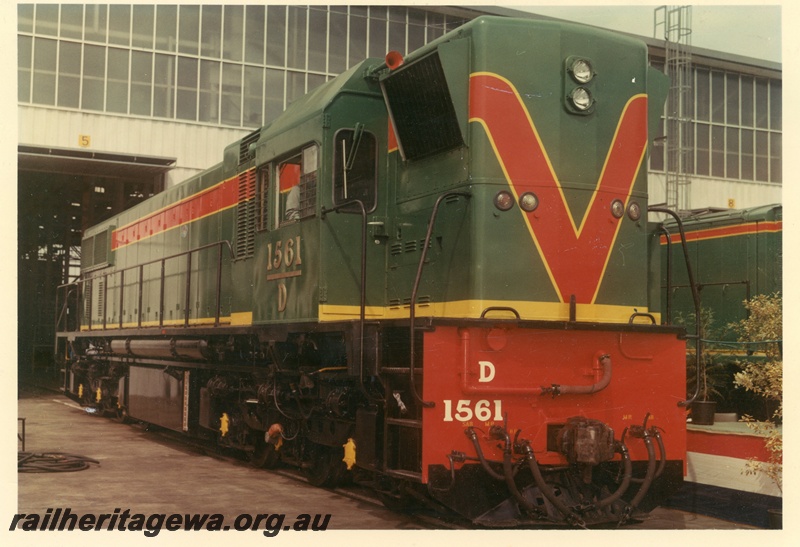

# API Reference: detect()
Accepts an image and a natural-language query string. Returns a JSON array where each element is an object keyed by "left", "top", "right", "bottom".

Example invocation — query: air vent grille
[{"left": 381, "top": 52, "right": 463, "bottom": 161}]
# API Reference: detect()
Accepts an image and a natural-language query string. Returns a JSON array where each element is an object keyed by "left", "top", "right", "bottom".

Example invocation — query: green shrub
[{"left": 730, "top": 293, "right": 782, "bottom": 492}]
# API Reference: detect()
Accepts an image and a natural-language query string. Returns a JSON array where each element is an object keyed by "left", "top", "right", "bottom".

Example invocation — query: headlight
[
  {"left": 519, "top": 192, "right": 539, "bottom": 212},
  {"left": 569, "top": 87, "right": 594, "bottom": 111},
  {"left": 610, "top": 199, "right": 625, "bottom": 219},
  {"left": 569, "top": 58, "right": 594, "bottom": 84},
  {"left": 627, "top": 201, "right": 641, "bottom": 221},
  {"left": 494, "top": 190, "right": 514, "bottom": 211}
]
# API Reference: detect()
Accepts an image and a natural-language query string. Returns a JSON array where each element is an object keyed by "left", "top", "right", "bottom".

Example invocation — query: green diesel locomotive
[{"left": 56, "top": 16, "right": 688, "bottom": 527}]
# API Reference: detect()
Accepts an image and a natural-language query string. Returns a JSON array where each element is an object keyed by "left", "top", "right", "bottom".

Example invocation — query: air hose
[{"left": 18, "top": 452, "right": 100, "bottom": 473}]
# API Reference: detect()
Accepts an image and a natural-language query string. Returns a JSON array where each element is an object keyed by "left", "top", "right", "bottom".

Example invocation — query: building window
[
  {"left": 18, "top": 4, "right": 33, "bottom": 33},
  {"left": 308, "top": 8, "right": 328, "bottom": 72},
  {"left": 18, "top": 35, "right": 32, "bottom": 102},
  {"left": 176, "top": 56, "right": 198, "bottom": 121},
  {"left": 57, "top": 41, "right": 81, "bottom": 108},
  {"left": 81, "top": 44, "right": 105, "bottom": 111},
  {"left": 287, "top": 6, "right": 307, "bottom": 71},
  {"left": 682, "top": 66, "right": 781, "bottom": 184},
  {"left": 84, "top": 5, "right": 107, "bottom": 44},
  {"left": 153, "top": 53, "right": 175, "bottom": 118},
  {"left": 221, "top": 63, "right": 243, "bottom": 125},
  {"left": 130, "top": 51, "right": 153, "bottom": 116},
  {"left": 770, "top": 133, "right": 781, "bottom": 182},
  {"left": 178, "top": 5, "right": 199, "bottom": 55},
  {"left": 244, "top": 66, "right": 264, "bottom": 126},
  {"left": 109, "top": 5, "right": 131, "bottom": 47},
  {"left": 199, "top": 60, "right": 220, "bottom": 123},
  {"left": 14, "top": 5, "right": 487, "bottom": 133},
  {"left": 329, "top": 7, "right": 348, "bottom": 74},
  {"left": 368, "top": 7, "right": 388, "bottom": 58},
  {"left": 61, "top": 5, "right": 84, "bottom": 40},
  {"left": 15, "top": 5, "right": 780, "bottom": 190},
  {"left": 245, "top": 6, "right": 266, "bottom": 65},
  {"left": 266, "top": 6, "right": 287, "bottom": 67},
  {"left": 107, "top": 48, "right": 130, "bottom": 114},
  {"left": 223, "top": 5, "right": 244, "bottom": 62},
  {"left": 132, "top": 5, "right": 154, "bottom": 49},
  {"left": 155, "top": 5, "right": 177, "bottom": 52},
  {"left": 31, "top": 37, "right": 57, "bottom": 106},
  {"left": 35, "top": 4, "right": 59, "bottom": 37},
  {"left": 770, "top": 81, "right": 781, "bottom": 130}
]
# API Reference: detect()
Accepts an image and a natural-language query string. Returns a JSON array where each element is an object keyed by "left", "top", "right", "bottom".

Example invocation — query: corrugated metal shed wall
[
  {"left": 18, "top": 106, "right": 249, "bottom": 187},
  {"left": 648, "top": 173, "right": 782, "bottom": 211}
]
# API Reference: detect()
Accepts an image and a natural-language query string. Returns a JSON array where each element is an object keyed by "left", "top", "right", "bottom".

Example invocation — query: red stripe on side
[
  {"left": 687, "top": 428, "right": 775, "bottom": 463},
  {"left": 112, "top": 173, "right": 249, "bottom": 250},
  {"left": 659, "top": 220, "right": 783, "bottom": 245}
]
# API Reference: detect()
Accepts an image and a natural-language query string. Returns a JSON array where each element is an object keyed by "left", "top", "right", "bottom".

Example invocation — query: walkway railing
[{"left": 55, "top": 240, "right": 235, "bottom": 335}]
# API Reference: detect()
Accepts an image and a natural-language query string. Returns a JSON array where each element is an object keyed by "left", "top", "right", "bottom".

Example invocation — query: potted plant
[
  {"left": 731, "top": 293, "right": 782, "bottom": 526},
  {"left": 677, "top": 308, "right": 726, "bottom": 424}
]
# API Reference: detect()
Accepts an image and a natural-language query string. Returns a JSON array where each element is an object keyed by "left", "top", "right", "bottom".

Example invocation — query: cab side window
[
  {"left": 333, "top": 129, "right": 377, "bottom": 213},
  {"left": 278, "top": 144, "right": 318, "bottom": 227}
]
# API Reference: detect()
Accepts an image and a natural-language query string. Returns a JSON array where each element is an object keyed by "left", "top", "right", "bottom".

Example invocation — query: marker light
[
  {"left": 569, "top": 87, "right": 594, "bottom": 111},
  {"left": 627, "top": 201, "right": 642, "bottom": 221},
  {"left": 519, "top": 192, "right": 539, "bottom": 212},
  {"left": 494, "top": 191, "right": 514, "bottom": 211},
  {"left": 610, "top": 199, "right": 625, "bottom": 219},
  {"left": 570, "top": 58, "right": 594, "bottom": 84}
]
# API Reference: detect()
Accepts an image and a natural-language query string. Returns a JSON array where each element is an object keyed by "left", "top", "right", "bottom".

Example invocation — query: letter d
[{"left": 478, "top": 361, "right": 495, "bottom": 383}]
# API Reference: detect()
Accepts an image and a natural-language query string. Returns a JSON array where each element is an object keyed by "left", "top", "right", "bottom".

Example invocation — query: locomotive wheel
[
  {"left": 304, "top": 444, "right": 347, "bottom": 488},
  {"left": 112, "top": 405, "right": 130, "bottom": 424},
  {"left": 250, "top": 437, "right": 281, "bottom": 469}
]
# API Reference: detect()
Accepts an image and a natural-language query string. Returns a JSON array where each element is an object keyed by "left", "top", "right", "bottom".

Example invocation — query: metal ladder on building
[{"left": 654, "top": 5, "right": 694, "bottom": 213}]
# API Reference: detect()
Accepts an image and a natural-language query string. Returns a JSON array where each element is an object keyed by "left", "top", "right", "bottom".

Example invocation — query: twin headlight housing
[{"left": 566, "top": 57, "right": 595, "bottom": 114}]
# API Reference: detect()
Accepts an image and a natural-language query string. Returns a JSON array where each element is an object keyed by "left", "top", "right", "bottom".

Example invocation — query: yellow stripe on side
[
  {"left": 319, "top": 300, "right": 660, "bottom": 325},
  {"left": 80, "top": 315, "right": 235, "bottom": 331},
  {"left": 230, "top": 312, "right": 253, "bottom": 326}
]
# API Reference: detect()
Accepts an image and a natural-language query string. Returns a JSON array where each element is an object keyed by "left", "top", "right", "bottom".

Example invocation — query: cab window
[
  {"left": 278, "top": 144, "right": 318, "bottom": 227},
  {"left": 333, "top": 128, "right": 377, "bottom": 213}
]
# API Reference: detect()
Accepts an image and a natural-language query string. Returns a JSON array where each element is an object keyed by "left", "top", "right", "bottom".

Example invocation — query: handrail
[
  {"left": 409, "top": 191, "right": 471, "bottom": 408},
  {"left": 321, "top": 199, "right": 382, "bottom": 403},
  {"left": 649, "top": 206, "right": 702, "bottom": 407},
  {"left": 659, "top": 224, "right": 673, "bottom": 323},
  {"left": 55, "top": 240, "right": 236, "bottom": 333}
]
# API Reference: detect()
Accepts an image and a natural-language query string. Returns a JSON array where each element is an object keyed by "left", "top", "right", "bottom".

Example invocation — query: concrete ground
[
  {"left": 15, "top": 384, "right": 762, "bottom": 536},
  {"left": 16, "top": 386, "right": 425, "bottom": 532}
]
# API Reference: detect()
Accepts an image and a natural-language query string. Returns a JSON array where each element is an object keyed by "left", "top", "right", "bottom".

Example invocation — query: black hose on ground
[{"left": 18, "top": 452, "right": 100, "bottom": 473}]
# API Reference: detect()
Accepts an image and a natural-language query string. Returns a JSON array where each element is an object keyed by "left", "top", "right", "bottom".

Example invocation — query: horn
[{"left": 385, "top": 50, "right": 404, "bottom": 70}]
